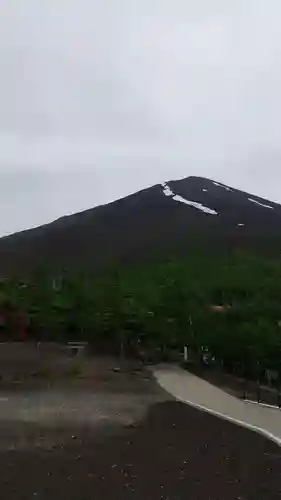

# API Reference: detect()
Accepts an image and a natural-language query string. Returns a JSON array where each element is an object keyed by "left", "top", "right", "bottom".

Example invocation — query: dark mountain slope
[
  {"left": 0, "top": 176, "right": 281, "bottom": 276},
  {"left": 170, "top": 177, "right": 281, "bottom": 229}
]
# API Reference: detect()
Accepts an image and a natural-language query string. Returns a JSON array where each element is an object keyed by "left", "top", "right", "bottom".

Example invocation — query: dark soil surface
[{"left": 0, "top": 401, "right": 280, "bottom": 500}]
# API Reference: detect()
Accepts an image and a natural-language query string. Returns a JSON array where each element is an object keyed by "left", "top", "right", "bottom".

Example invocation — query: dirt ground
[
  {"left": 0, "top": 349, "right": 280, "bottom": 499},
  {"left": 0, "top": 355, "right": 168, "bottom": 447},
  {"left": 0, "top": 399, "right": 280, "bottom": 500}
]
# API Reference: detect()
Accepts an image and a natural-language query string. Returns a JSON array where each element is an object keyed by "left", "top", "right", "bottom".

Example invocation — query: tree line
[{"left": 0, "top": 249, "right": 281, "bottom": 379}]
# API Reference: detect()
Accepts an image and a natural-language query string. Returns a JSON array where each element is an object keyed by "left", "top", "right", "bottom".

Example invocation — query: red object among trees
[
  {"left": 0, "top": 303, "right": 27, "bottom": 340},
  {"left": 15, "top": 307, "right": 27, "bottom": 340},
  {"left": 210, "top": 305, "right": 230, "bottom": 312}
]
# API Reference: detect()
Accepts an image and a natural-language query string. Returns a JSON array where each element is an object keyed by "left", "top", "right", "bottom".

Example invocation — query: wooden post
[
  {"left": 256, "top": 361, "right": 261, "bottom": 403},
  {"left": 184, "top": 345, "right": 188, "bottom": 363}
]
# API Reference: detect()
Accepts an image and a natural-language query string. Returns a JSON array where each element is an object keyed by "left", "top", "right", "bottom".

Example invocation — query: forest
[{"left": 1, "top": 249, "right": 281, "bottom": 381}]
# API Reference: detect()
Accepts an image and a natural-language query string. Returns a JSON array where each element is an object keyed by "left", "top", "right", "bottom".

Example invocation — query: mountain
[{"left": 0, "top": 176, "right": 281, "bottom": 276}]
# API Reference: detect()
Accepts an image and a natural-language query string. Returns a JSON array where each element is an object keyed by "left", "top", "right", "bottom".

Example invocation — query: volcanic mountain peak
[
  {"left": 162, "top": 177, "right": 276, "bottom": 215},
  {"left": 161, "top": 181, "right": 218, "bottom": 215},
  {"left": 0, "top": 175, "right": 280, "bottom": 276}
]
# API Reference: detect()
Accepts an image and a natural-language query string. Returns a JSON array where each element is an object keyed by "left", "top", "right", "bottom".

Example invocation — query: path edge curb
[{"left": 154, "top": 373, "right": 281, "bottom": 448}]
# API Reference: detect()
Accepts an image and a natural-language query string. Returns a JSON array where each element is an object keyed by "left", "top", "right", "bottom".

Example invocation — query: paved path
[{"left": 153, "top": 365, "right": 281, "bottom": 446}]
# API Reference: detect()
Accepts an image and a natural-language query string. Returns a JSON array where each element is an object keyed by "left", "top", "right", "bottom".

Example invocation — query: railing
[{"left": 65, "top": 341, "right": 88, "bottom": 357}]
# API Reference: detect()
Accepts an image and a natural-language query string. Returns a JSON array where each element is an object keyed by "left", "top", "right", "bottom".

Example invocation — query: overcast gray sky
[{"left": 1, "top": 0, "right": 281, "bottom": 236}]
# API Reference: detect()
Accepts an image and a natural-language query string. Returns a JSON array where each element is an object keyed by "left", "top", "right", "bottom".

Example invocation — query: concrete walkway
[{"left": 153, "top": 365, "right": 281, "bottom": 446}]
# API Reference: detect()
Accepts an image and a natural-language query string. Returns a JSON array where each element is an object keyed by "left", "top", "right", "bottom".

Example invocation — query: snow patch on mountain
[
  {"left": 248, "top": 198, "right": 274, "bottom": 210},
  {"left": 173, "top": 195, "right": 218, "bottom": 215},
  {"left": 213, "top": 181, "right": 232, "bottom": 192},
  {"left": 163, "top": 184, "right": 174, "bottom": 197},
  {"left": 162, "top": 183, "right": 218, "bottom": 216}
]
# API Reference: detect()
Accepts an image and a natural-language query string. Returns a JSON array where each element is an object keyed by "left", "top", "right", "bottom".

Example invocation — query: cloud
[{"left": 0, "top": 0, "right": 281, "bottom": 234}]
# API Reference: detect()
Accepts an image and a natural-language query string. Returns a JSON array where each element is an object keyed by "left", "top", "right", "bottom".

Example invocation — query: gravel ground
[{"left": 0, "top": 400, "right": 280, "bottom": 500}]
